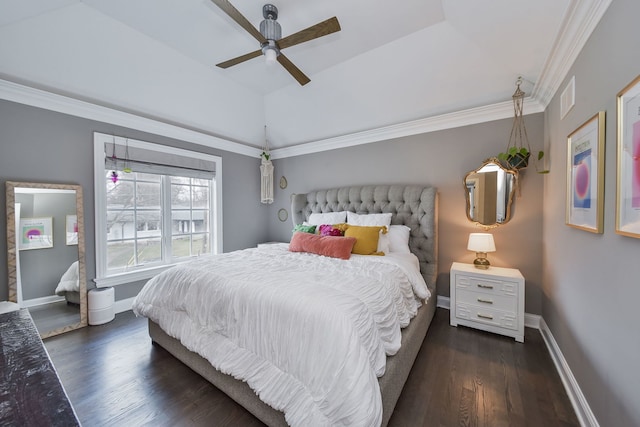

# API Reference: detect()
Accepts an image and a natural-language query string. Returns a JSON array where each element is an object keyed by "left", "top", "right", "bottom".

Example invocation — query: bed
[
  {"left": 134, "top": 185, "right": 438, "bottom": 427},
  {"left": 54, "top": 260, "right": 81, "bottom": 305}
]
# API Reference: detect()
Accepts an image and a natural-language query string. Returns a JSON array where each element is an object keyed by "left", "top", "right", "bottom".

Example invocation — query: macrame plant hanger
[
  {"left": 109, "top": 136, "right": 132, "bottom": 183},
  {"left": 505, "top": 77, "right": 532, "bottom": 170},
  {"left": 498, "top": 76, "right": 548, "bottom": 174},
  {"left": 110, "top": 136, "right": 119, "bottom": 183},
  {"left": 260, "top": 126, "right": 274, "bottom": 204},
  {"left": 123, "top": 138, "right": 132, "bottom": 173}
]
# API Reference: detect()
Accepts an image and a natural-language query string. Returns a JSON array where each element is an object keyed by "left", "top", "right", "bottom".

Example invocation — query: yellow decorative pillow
[{"left": 344, "top": 225, "right": 387, "bottom": 256}]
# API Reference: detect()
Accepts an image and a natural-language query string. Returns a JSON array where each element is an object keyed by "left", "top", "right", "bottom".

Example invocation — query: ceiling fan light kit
[
  {"left": 211, "top": 0, "right": 341, "bottom": 85},
  {"left": 262, "top": 40, "right": 280, "bottom": 64},
  {"left": 260, "top": 5, "right": 281, "bottom": 64}
]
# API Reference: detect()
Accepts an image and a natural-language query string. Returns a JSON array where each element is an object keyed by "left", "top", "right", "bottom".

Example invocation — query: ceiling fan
[{"left": 211, "top": 0, "right": 341, "bottom": 86}]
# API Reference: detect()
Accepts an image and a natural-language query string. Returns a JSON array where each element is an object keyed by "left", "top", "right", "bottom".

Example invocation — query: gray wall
[
  {"left": 3, "top": 4, "right": 635, "bottom": 423},
  {"left": 267, "top": 114, "right": 546, "bottom": 315},
  {"left": 16, "top": 192, "right": 78, "bottom": 299},
  {"left": 0, "top": 99, "right": 269, "bottom": 302},
  {"left": 542, "top": 0, "right": 640, "bottom": 425}
]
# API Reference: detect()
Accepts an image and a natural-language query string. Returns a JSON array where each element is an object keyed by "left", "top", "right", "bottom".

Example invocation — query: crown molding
[
  {"left": 532, "top": 0, "right": 612, "bottom": 108},
  {"left": 0, "top": 79, "right": 262, "bottom": 158},
  {"left": 2, "top": 0, "right": 609, "bottom": 163},
  {"left": 271, "top": 98, "right": 545, "bottom": 159}
]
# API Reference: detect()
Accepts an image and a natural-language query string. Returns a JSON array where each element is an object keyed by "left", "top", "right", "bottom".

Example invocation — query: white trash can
[{"left": 88, "top": 287, "right": 115, "bottom": 325}]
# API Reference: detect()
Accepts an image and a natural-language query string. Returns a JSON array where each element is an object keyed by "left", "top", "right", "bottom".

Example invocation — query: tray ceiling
[{"left": 0, "top": 0, "right": 606, "bottom": 152}]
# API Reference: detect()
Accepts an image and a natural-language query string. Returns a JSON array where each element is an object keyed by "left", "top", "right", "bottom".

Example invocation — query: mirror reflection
[
  {"left": 464, "top": 158, "right": 518, "bottom": 227},
  {"left": 6, "top": 182, "right": 87, "bottom": 338}
]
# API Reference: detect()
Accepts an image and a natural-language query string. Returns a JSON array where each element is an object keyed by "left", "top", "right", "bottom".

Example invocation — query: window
[
  {"left": 169, "top": 177, "right": 212, "bottom": 258},
  {"left": 94, "top": 132, "right": 222, "bottom": 287}
]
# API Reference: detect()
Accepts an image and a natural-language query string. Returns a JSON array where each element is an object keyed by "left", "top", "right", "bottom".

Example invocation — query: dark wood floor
[
  {"left": 44, "top": 308, "right": 579, "bottom": 427},
  {"left": 29, "top": 300, "right": 80, "bottom": 334}
]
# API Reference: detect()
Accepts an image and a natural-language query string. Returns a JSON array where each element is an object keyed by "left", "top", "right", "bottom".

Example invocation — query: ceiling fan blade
[
  {"left": 277, "top": 17, "right": 341, "bottom": 50},
  {"left": 277, "top": 54, "right": 311, "bottom": 86},
  {"left": 210, "top": 0, "right": 266, "bottom": 43},
  {"left": 216, "top": 49, "right": 262, "bottom": 68}
]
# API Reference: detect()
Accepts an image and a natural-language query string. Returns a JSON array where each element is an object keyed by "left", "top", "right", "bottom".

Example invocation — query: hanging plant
[
  {"left": 498, "top": 146, "right": 530, "bottom": 169},
  {"left": 110, "top": 141, "right": 119, "bottom": 183},
  {"left": 497, "top": 77, "right": 548, "bottom": 174},
  {"left": 123, "top": 138, "right": 132, "bottom": 173}
]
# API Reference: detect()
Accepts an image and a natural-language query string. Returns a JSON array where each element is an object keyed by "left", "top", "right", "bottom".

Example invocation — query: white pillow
[
  {"left": 347, "top": 212, "right": 392, "bottom": 227},
  {"left": 307, "top": 211, "right": 347, "bottom": 226},
  {"left": 388, "top": 225, "right": 411, "bottom": 253},
  {"left": 377, "top": 231, "right": 390, "bottom": 254}
]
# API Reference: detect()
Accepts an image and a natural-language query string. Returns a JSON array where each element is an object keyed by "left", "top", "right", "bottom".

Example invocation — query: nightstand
[{"left": 450, "top": 262, "right": 525, "bottom": 342}]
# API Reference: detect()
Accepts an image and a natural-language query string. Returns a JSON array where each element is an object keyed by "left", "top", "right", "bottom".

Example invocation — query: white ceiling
[{"left": 0, "top": 1, "right": 607, "bottom": 153}]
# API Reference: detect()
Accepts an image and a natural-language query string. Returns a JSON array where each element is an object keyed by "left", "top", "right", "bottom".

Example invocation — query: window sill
[{"left": 93, "top": 265, "right": 173, "bottom": 288}]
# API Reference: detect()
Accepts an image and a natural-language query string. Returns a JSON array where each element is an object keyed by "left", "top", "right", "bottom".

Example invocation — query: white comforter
[
  {"left": 54, "top": 260, "right": 79, "bottom": 294},
  {"left": 132, "top": 243, "right": 430, "bottom": 427}
]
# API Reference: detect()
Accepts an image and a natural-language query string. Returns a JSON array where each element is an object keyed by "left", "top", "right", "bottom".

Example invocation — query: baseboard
[
  {"left": 113, "top": 297, "right": 135, "bottom": 314},
  {"left": 524, "top": 313, "right": 540, "bottom": 329},
  {"left": 539, "top": 318, "right": 599, "bottom": 427},
  {"left": 22, "top": 295, "right": 65, "bottom": 308},
  {"left": 436, "top": 295, "right": 450, "bottom": 310},
  {"left": 439, "top": 294, "right": 596, "bottom": 426}
]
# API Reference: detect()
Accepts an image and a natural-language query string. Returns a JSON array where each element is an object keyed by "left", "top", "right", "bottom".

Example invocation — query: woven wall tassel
[
  {"left": 260, "top": 158, "right": 274, "bottom": 204},
  {"left": 260, "top": 126, "right": 274, "bottom": 204}
]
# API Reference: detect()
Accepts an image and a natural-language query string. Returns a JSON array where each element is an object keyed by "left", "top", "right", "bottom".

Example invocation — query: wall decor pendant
[{"left": 260, "top": 126, "right": 274, "bottom": 204}]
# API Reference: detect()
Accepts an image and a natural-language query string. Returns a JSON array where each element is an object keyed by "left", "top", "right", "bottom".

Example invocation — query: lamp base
[{"left": 473, "top": 252, "right": 491, "bottom": 269}]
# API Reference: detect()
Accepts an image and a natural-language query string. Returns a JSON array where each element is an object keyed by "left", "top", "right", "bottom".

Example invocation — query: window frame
[{"left": 93, "top": 133, "right": 222, "bottom": 287}]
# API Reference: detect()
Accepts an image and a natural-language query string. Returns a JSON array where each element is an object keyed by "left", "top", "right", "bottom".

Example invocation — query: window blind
[{"left": 104, "top": 141, "right": 215, "bottom": 180}]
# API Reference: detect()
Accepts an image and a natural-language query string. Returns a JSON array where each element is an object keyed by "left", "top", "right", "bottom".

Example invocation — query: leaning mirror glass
[
  {"left": 6, "top": 181, "right": 87, "bottom": 338},
  {"left": 464, "top": 158, "right": 518, "bottom": 227}
]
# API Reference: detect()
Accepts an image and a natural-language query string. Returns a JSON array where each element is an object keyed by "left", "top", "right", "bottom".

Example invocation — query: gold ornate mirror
[
  {"left": 464, "top": 158, "right": 518, "bottom": 227},
  {"left": 6, "top": 181, "right": 87, "bottom": 338}
]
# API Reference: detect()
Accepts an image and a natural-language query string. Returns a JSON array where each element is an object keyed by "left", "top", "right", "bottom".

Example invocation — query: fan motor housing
[{"left": 260, "top": 4, "right": 281, "bottom": 40}]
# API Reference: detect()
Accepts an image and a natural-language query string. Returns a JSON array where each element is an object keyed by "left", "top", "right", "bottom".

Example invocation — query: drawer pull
[
  {"left": 477, "top": 284, "right": 494, "bottom": 289},
  {"left": 477, "top": 298, "right": 493, "bottom": 304},
  {"left": 477, "top": 313, "right": 494, "bottom": 320}
]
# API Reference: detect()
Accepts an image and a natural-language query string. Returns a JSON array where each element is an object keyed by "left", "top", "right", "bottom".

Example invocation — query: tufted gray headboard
[{"left": 291, "top": 185, "right": 438, "bottom": 292}]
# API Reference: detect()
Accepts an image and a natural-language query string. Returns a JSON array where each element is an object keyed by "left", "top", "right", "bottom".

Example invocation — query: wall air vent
[{"left": 561, "top": 76, "right": 575, "bottom": 119}]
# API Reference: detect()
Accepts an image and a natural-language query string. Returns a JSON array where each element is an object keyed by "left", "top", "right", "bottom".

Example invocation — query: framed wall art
[
  {"left": 566, "top": 111, "right": 605, "bottom": 233},
  {"left": 278, "top": 208, "right": 288, "bottom": 222},
  {"left": 66, "top": 214, "right": 78, "bottom": 245},
  {"left": 616, "top": 74, "right": 640, "bottom": 238},
  {"left": 20, "top": 217, "right": 53, "bottom": 250}
]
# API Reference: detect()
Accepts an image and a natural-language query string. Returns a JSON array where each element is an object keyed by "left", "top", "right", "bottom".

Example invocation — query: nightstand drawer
[
  {"left": 455, "top": 302, "right": 518, "bottom": 330},
  {"left": 455, "top": 274, "right": 518, "bottom": 299},
  {"left": 456, "top": 288, "right": 517, "bottom": 312}
]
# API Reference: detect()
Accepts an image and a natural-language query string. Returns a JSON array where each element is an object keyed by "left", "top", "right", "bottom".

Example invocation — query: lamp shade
[{"left": 467, "top": 233, "right": 496, "bottom": 253}]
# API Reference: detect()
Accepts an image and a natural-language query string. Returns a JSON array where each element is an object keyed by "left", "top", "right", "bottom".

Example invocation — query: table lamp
[{"left": 467, "top": 233, "right": 496, "bottom": 269}]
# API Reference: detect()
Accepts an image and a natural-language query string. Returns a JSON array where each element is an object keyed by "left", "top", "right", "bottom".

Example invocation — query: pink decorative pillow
[
  {"left": 318, "top": 223, "right": 348, "bottom": 236},
  {"left": 289, "top": 232, "right": 356, "bottom": 260}
]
